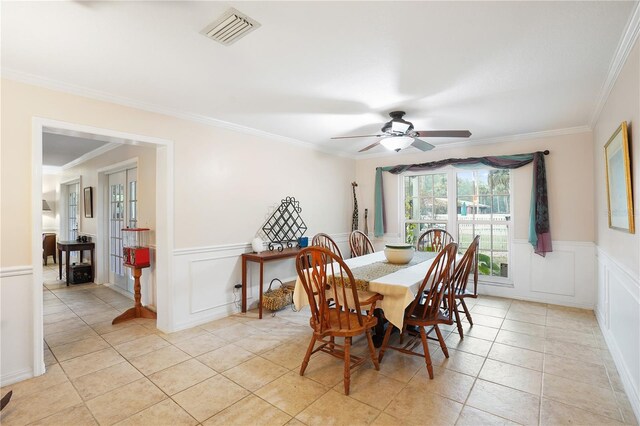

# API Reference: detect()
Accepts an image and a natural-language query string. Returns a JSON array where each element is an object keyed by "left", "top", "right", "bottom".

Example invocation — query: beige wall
[
  {"left": 592, "top": 39, "right": 640, "bottom": 418},
  {"left": 0, "top": 78, "right": 356, "bottom": 383},
  {"left": 355, "top": 131, "right": 595, "bottom": 243},
  {"left": 593, "top": 39, "right": 639, "bottom": 275},
  {"left": 0, "top": 78, "right": 355, "bottom": 267}
]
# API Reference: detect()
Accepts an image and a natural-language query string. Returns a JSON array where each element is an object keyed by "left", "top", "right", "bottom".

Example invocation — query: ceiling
[
  {"left": 2, "top": 2, "right": 638, "bottom": 156},
  {"left": 42, "top": 133, "right": 111, "bottom": 167}
]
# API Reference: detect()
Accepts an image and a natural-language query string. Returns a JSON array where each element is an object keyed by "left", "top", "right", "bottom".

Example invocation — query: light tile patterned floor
[{"left": 0, "top": 264, "right": 637, "bottom": 425}]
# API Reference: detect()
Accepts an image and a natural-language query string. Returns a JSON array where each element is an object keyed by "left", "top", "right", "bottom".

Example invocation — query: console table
[
  {"left": 241, "top": 247, "right": 301, "bottom": 319},
  {"left": 57, "top": 241, "right": 95, "bottom": 286}
]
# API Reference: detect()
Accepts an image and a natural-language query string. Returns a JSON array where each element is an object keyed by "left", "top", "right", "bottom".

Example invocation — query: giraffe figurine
[{"left": 351, "top": 182, "right": 359, "bottom": 233}]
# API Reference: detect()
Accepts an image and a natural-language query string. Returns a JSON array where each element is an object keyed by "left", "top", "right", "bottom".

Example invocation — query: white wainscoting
[
  {"left": 595, "top": 248, "right": 640, "bottom": 422},
  {"left": 169, "top": 233, "right": 350, "bottom": 332},
  {"left": 0, "top": 266, "right": 35, "bottom": 386},
  {"left": 479, "top": 240, "right": 596, "bottom": 309}
]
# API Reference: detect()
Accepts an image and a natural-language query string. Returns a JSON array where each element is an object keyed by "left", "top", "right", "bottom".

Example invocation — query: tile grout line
[{"left": 20, "top": 278, "right": 637, "bottom": 425}]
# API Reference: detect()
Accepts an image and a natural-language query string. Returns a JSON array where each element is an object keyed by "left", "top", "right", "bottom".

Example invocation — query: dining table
[{"left": 292, "top": 250, "right": 440, "bottom": 335}]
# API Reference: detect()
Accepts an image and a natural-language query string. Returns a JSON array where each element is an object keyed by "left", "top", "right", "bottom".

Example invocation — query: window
[
  {"left": 402, "top": 168, "right": 512, "bottom": 281},
  {"left": 404, "top": 173, "right": 448, "bottom": 246},
  {"left": 67, "top": 182, "right": 79, "bottom": 241}
]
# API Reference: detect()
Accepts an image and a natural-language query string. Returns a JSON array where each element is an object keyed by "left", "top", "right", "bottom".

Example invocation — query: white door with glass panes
[
  {"left": 403, "top": 168, "right": 512, "bottom": 283},
  {"left": 67, "top": 182, "right": 80, "bottom": 241},
  {"left": 108, "top": 168, "right": 138, "bottom": 294}
]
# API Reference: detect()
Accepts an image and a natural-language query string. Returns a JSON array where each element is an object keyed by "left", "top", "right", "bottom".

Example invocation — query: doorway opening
[{"left": 32, "top": 118, "right": 174, "bottom": 377}]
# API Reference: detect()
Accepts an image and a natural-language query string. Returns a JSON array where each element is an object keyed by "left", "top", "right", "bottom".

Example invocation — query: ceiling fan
[{"left": 331, "top": 111, "right": 472, "bottom": 152}]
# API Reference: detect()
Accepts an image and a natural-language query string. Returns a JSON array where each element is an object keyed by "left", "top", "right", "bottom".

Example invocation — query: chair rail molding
[{"left": 0, "top": 265, "right": 34, "bottom": 278}]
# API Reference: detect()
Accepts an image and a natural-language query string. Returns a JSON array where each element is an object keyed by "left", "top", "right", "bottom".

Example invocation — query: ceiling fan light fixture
[
  {"left": 391, "top": 121, "right": 410, "bottom": 133},
  {"left": 380, "top": 136, "right": 413, "bottom": 152}
]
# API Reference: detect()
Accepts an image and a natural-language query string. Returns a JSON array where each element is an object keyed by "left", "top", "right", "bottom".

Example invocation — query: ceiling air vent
[{"left": 203, "top": 8, "right": 261, "bottom": 46}]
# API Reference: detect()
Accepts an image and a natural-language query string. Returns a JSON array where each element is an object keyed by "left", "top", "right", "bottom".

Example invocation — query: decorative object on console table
[
  {"left": 604, "top": 121, "right": 634, "bottom": 233},
  {"left": 112, "top": 228, "right": 156, "bottom": 324},
  {"left": 261, "top": 196, "right": 308, "bottom": 251},
  {"left": 84, "top": 187, "right": 93, "bottom": 218},
  {"left": 252, "top": 237, "right": 265, "bottom": 253}
]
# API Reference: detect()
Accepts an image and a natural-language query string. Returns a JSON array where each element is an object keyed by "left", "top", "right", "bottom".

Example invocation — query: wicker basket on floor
[{"left": 262, "top": 278, "right": 293, "bottom": 311}]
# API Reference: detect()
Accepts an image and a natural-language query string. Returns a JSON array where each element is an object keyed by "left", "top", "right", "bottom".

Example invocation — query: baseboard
[
  {"left": 0, "top": 367, "right": 33, "bottom": 387},
  {"left": 478, "top": 286, "right": 596, "bottom": 310},
  {"left": 595, "top": 309, "right": 640, "bottom": 423}
]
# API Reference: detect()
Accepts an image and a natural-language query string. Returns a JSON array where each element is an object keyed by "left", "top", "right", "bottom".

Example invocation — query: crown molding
[
  {"left": 589, "top": 1, "right": 640, "bottom": 128},
  {"left": 42, "top": 165, "right": 62, "bottom": 175},
  {"left": 356, "top": 125, "right": 592, "bottom": 160},
  {"left": 60, "top": 142, "right": 120, "bottom": 170},
  {"left": 1, "top": 69, "right": 355, "bottom": 160}
]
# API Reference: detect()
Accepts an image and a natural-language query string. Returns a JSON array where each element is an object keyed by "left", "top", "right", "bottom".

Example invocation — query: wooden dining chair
[
  {"left": 450, "top": 235, "right": 480, "bottom": 339},
  {"left": 416, "top": 228, "right": 455, "bottom": 253},
  {"left": 43, "top": 233, "right": 57, "bottom": 265},
  {"left": 312, "top": 233, "right": 343, "bottom": 259},
  {"left": 378, "top": 242, "right": 458, "bottom": 379},
  {"left": 349, "top": 230, "right": 374, "bottom": 258},
  {"left": 295, "top": 246, "right": 382, "bottom": 395}
]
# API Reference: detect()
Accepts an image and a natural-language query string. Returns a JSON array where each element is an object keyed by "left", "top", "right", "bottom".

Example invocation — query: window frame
[{"left": 399, "top": 166, "right": 514, "bottom": 286}]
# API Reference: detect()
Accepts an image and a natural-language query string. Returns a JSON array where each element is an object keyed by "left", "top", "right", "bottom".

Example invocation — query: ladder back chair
[
  {"left": 295, "top": 246, "right": 382, "bottom": 395},
  {"left": 378, "top": 242, "right": 458, "bottom": 379},
  {"left": 349, "top": 230, "right": 375, "bottom": 258},
  {"left": 416, "top": 229, "right": 455, "bottom": 253},
  {"left": 43, "top": 233, "right": 57, "bottom": 265},
  {"left": 312, "top": 233, "right": 343, "bottom": 259},
  {"left": 450, "top": 235, "right": 480, "bottom": 338}
]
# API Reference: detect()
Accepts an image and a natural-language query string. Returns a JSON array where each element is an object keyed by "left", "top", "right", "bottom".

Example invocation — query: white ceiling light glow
[{"left": 380, "top": 136, "right": 413, "bottom": 152}]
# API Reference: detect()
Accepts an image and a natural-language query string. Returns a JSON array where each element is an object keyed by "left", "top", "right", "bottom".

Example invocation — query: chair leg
[
  {"left": 300, "top": 335, "right": 316, "bottom": 376},
  {"left": 365, "top": 329, "right": 379, "bottom": 370},
  {"left": 461, "top": 299, "right": 473, "bottom": 325},
  {"left": 418, "top": 326, "right": 434, "bottom": 379},
  {"left": 377, "top": 324, "right": 394, "bottom": 362},
  {"left": 343, "top": 337, "right": 351, "bottom": 395},
  {"left": 454, "top": 303, "right": 464, "bottom": 339},
  {"left": 399, "top": 323, "right": 409, "bottom": 344},
  {"left": 434, "top": 325, "right": 449, "bottom": 358}
]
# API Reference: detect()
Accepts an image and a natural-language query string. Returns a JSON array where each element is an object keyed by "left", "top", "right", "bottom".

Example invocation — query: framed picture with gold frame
[{"left": 604, "top": 121, "right": 634, "bottom": 233}]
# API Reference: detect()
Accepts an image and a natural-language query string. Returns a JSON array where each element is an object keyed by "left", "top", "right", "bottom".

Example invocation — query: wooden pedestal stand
[{"left": 112, "top": 264, "right": 157, "bottom": 325}]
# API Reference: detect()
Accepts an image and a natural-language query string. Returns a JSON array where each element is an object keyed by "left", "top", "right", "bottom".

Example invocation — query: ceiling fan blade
[
  {"left": 331, "top": 134, "right": 384, "bottom": 140},
  {"left": 414, "top": 130, "right": 472, "bottom": 138},
  {"left": 359, "top": 141, "right": 381, "bottom": 152},
  {"left": 411, "top": 138, "right": 435, "bottom": 152}
]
